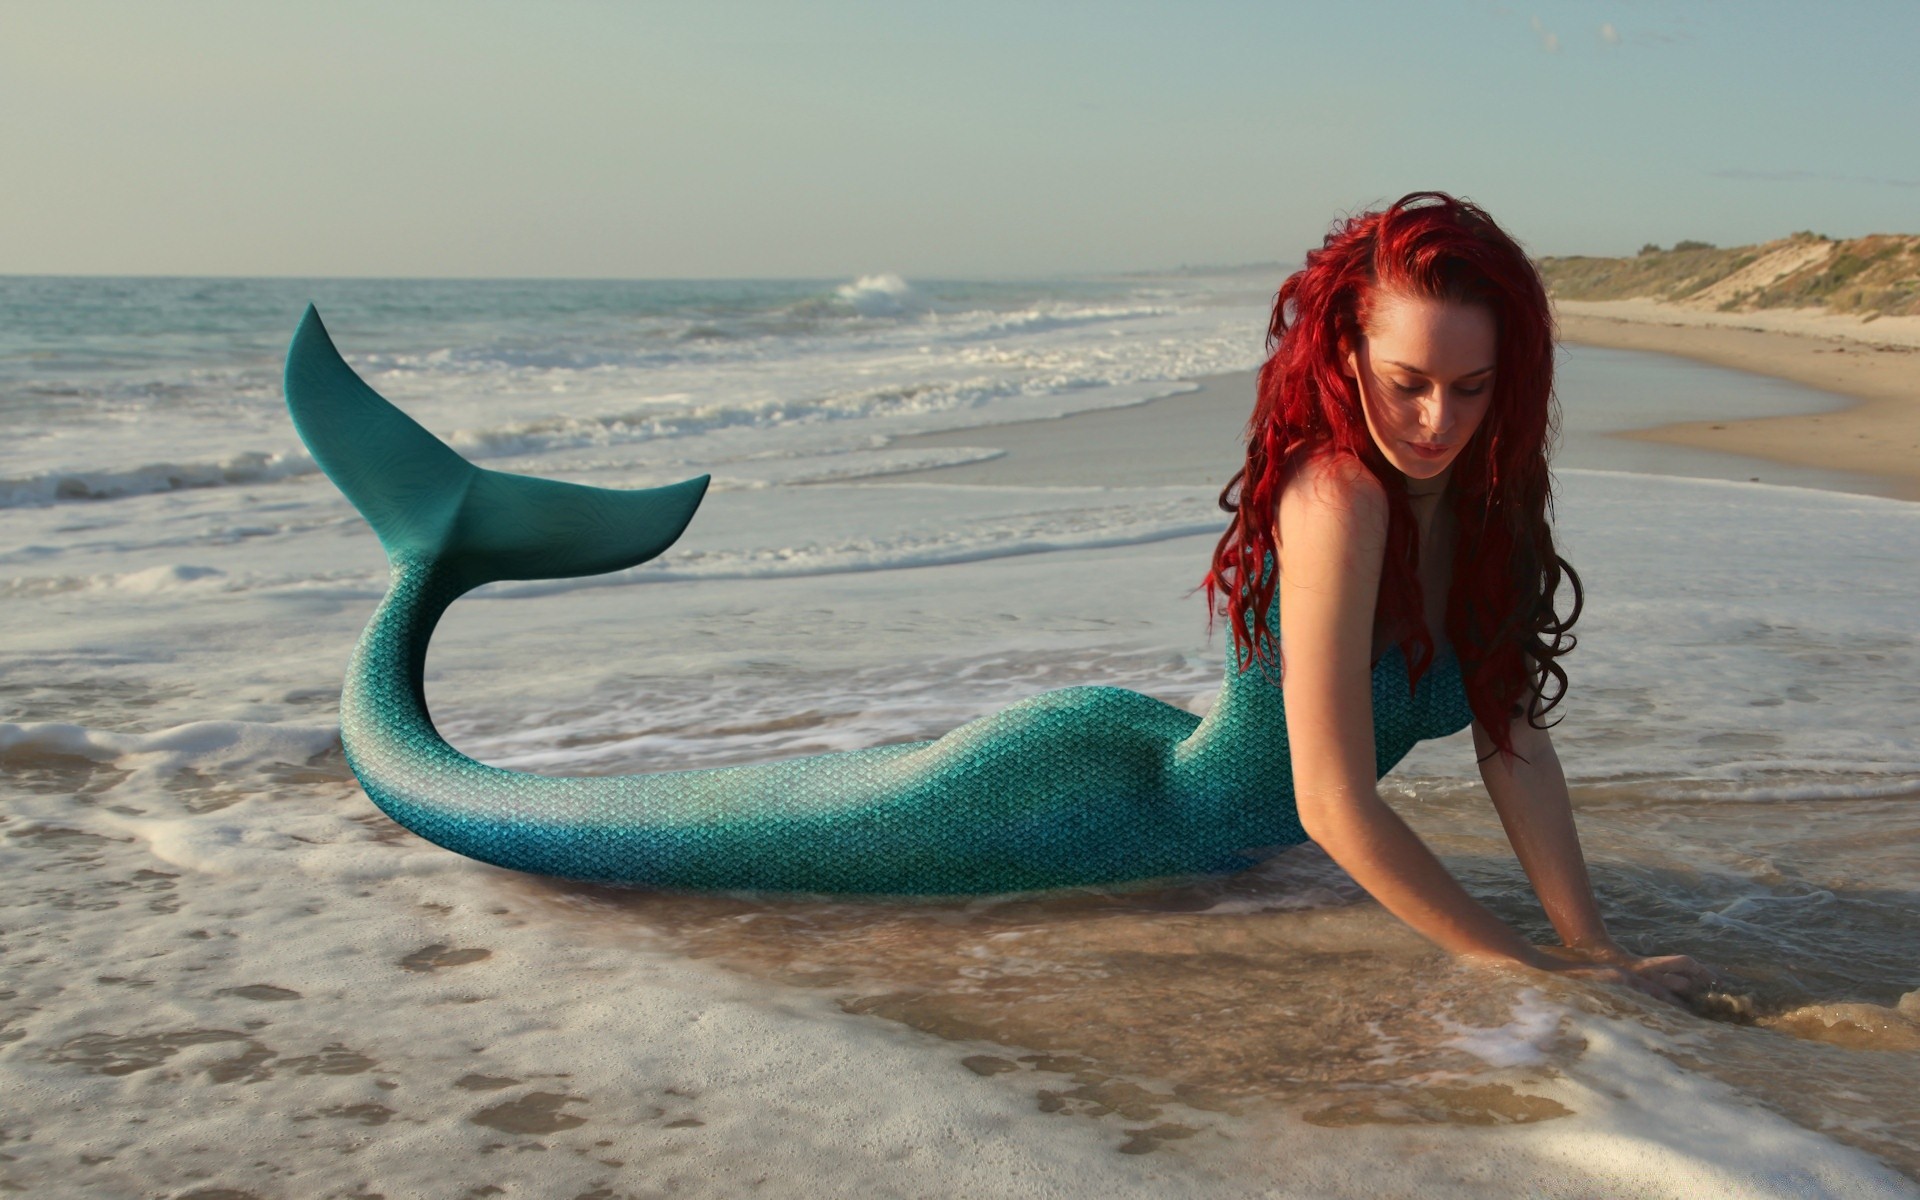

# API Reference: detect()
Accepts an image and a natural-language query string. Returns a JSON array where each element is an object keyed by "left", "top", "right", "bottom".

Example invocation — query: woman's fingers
[
  {"left": 1533, "top": 950, "right": 1729, "bottom": 1010},
  {"left": 1557, "top": 964, "right": 1683, "bottom": 1007},
  {"left": 1615, "top": 969, "right": 1682, "bottom": 1006},
  {"left": 1632, "top": 954, "right": 1720, "bottom": 996}
]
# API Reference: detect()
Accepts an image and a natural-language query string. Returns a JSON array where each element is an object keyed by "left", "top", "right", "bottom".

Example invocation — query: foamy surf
[{"left": 9, "top": 730, "right": 1916, "bottom": 1198}]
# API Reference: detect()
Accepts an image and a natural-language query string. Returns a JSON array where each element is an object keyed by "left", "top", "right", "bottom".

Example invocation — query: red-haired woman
[{"left": 1207, "top": 191, "right": 1715, "bottom": 1004}]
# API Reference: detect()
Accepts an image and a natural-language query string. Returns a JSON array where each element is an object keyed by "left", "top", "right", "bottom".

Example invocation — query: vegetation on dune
[{"left": 1539, "top": 231, "right": 1920, "bottom": 318}]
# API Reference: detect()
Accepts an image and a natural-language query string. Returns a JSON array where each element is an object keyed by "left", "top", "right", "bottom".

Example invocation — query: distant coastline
[{"left": 1543, "top": 235, "right": 1920, "bottom": 500}]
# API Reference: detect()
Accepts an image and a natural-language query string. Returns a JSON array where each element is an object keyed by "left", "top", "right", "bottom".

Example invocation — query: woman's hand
[{"left": 1532, "top": 943, "right": 1722, "bottom": 1006}]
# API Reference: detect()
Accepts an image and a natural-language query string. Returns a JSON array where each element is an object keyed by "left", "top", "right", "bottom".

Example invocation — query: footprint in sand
[
  {"left": 214, "top": 984, "right": 302, "bottom": 1002},
  {"left": 398, "top": 943, "right": 493, "bottom": 972},
  {"left": 467, "top": 1092, "right": 589, "bottom": 1135}
]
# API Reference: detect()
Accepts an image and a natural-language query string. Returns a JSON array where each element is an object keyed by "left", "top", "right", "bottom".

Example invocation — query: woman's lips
[{"left": 1406, "top": 441, "right": 1452, "bottom": 460}]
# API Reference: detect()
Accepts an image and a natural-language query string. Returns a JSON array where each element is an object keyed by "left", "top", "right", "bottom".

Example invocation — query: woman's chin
[{"left": 1383, "top": 453, "right": 1455, "bottom": 484}]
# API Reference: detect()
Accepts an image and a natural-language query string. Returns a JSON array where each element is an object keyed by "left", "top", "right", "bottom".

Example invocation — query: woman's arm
[
  {"left": 1275, "top": 462, "right": 1716, "bottom": 1001},
  {"left": 1273, "top": 457, "right": 1719, "bottom": 1003},
  {"left": 1276, "top": 456, "right": 1548, "bottom": 967},
  {"left": 1476, "top": 718, "right": 1720, "bottom": 999},
  {"left": 1472, "top": 718, "right": 1615, "bottom": 950}
]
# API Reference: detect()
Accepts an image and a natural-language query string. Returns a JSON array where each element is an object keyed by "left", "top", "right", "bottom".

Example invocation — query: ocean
[{"left": 3, "top": 272, "right": 1917, "bottom": 1198}]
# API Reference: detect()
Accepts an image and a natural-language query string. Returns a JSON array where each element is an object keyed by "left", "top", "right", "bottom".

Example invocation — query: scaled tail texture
[
  {"left": 283, "top": 304, "right": 709, "bottom": 587},
  {"left": 276, "top": 307, "right": 1459, "bottom": 895}
]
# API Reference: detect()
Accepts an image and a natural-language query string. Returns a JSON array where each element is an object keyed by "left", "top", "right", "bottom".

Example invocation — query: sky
[{"left": 3, "top": 0, "right": 1916, "bottom": 279}]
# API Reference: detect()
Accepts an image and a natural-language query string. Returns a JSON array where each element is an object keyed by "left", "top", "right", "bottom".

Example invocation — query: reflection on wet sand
[
  {"left": 518, "top": 872, "right": 1601, "bottom": 1157},
  {"left": 506, "top": 786, "right": 1920, "bottom": 1176}
]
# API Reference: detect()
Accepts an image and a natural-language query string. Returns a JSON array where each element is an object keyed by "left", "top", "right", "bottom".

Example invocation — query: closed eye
[{"left": 1396, "top": 381, "right": 1491, "bottom": 397}]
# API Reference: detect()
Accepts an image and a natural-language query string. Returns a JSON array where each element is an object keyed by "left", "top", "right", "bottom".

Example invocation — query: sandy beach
[{"left": 1555, "top": 300, "right": 1920, "bottom": 501}]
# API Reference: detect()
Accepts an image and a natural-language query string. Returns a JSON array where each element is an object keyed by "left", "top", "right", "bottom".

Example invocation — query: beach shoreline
[
  {"left": 890, "top": 300, "right": 1920, "bottom": 502},
  {"left": 1555, "top": 299, "right": 1920, "bottom": 501}
]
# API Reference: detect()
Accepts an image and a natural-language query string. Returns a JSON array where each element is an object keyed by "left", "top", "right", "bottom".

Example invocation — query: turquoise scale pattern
[{"left": 341, "top": 554, "right": 1477, "bottom": 895}]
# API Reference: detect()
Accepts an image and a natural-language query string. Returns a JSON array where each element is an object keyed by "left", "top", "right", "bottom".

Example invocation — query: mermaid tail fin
[{"left": 284, "top": 304, "right": 709, "bottom": 584}]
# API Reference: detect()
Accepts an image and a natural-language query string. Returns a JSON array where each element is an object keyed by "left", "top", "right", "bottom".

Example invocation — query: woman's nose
[{"left": 1417, "top": 390, "right": 1456, "bottom": 436}]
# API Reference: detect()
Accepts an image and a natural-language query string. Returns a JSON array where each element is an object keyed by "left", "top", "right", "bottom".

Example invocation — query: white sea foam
[
  {"left": 1498, "top": 1012, "right": 1920, "bottom": 1199},
  {"left": 1439, "top": 988, "right": 1561, "bottom": 1068},
  {"left": 0, "top": 720, "right": 340, "bottom": 789},
  {"left": 835, "top": 272, "right": 925, "bottom": 316},
  {"left": 0, "top": 449, "right": 318, "bottom": 507},
  {"left": 100, "top": 563, "right": 231, "bottom": 593}
]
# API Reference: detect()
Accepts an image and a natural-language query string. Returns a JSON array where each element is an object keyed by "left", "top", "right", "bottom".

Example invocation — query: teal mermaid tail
[
  {"left": 285, "top": 305, "right": 710, "bottom": 589},
  {"left": 287, "top": 308, "right": 1474, "bottom": 894}
]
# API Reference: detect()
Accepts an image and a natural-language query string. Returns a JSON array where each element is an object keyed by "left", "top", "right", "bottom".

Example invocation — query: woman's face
[{"left": 1345, "top": 290, "right": 1496, "bottom": 488}]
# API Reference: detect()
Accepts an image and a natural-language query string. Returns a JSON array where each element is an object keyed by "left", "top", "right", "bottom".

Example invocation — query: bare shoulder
[
  {"left": 1276, "top": 451, "right": 1385, "bottom": 774},
  {"left": 1277, "top": 451, "right": 1389, "bottom": 557}
]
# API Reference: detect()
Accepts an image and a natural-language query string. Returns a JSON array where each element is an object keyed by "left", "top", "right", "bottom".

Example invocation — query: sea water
[{"left": 2, "top": 273, "right": 1918, "bottom": 1198}]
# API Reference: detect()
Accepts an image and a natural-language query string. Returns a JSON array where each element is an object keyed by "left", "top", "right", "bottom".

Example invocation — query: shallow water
[
  {"left": 8, "top": 731, "right": 1917, "bottom": 1196},
  {"left": 499, "top": 784, "right": 1920, "bottom": 1173},
  {"left": 4, "top": 274, "right": 1919, "bottom": 1197}
]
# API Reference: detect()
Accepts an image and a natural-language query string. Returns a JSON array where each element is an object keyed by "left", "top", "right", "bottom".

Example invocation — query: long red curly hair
[{"left": 1203, "top": 191, "right": 1581, "bottom": 756}]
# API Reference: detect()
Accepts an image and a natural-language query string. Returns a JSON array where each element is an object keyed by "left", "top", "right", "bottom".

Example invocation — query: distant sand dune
[{"left": 1542, "top": 232, "right": 1920, "bottom": 320}]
